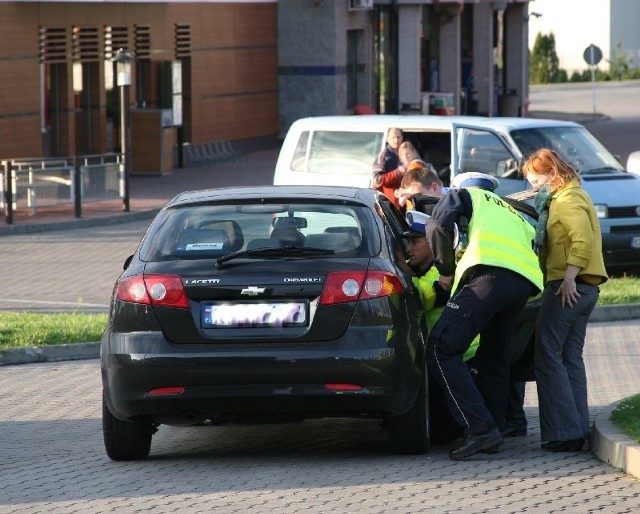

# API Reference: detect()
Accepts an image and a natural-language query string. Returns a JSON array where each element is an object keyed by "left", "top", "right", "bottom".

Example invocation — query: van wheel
[
  {"left": 387, "top": 364, "right": 430, "bottom": 455},
  {"left": 102, "top": 394, "right": 156, "bottom": 461}
]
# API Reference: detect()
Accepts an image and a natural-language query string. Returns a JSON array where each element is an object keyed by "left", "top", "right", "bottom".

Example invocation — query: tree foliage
[
  {"left": 529, "top": 32, "right": 640, "bottom": 84},
  {"left": 608, "top": 41, "right": 632, "bottom": 81},
  {"left": 529, "top": 32, "right": 560, "bottom": 84}
]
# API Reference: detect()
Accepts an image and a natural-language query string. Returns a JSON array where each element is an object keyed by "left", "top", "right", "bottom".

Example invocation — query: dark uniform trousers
[{"left": 426, "top": 265, "right": 535, "bottom": 435}]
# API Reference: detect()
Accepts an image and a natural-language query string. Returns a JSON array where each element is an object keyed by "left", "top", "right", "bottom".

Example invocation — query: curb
[
  {"left": 0, "top": 341, "right": 100, "bottom": 366},
  {"left": 527, "top": 110, "right": 609, "bottom": 125},
  {"left": 589, "top": 303, "right": 640, "bottom": 323},
  {"left": 591, "top": 399, "right": 640, "bottom": 480}
]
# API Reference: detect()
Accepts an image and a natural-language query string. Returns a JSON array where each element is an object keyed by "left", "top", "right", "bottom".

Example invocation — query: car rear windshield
[{"left": 138, "top": 201, "right": 379, "bottom": 261}]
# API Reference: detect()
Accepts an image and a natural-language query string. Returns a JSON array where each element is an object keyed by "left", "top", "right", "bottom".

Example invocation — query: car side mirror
[{"left": 626, "top": 151, "right": 640, "bottom": 176}]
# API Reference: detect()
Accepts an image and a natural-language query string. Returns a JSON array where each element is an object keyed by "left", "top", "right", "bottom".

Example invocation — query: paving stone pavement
[{"left": 1, "top": 320, "right": 640, "bottom": 513}]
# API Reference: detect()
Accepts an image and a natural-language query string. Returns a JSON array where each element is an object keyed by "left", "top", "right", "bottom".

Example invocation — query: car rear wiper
[
  {"left": 216, "top": 246, "right": 334, "bottom": 266},
  {"left": 506, "top": 190, "right": 536, "bottom": 201}
]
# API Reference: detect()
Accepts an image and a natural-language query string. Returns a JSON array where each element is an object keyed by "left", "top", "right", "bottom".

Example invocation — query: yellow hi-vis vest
[
  {"left": 412, "top": 266, "right": 479, "bottom": 362},
  {"left": 453, "top": 188, "right": 543, "bottom": 294}
]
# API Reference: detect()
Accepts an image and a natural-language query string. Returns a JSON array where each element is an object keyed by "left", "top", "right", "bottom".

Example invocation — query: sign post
[{"left": 583, "top": 44, "right": 603, "bottom": 114}]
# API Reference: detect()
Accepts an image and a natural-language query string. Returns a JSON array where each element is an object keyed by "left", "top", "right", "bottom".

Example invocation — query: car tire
[
  {"left": 387, "top": 364, "right": 430, "bottom": 455},
  {"left": 102, "top": 394, "right": 156, "bottom": 461}
]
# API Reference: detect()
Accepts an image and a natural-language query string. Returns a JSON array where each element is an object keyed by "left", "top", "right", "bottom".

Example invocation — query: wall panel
[{"left": 0, "top": 2, "right": 279, "bottom": 159}]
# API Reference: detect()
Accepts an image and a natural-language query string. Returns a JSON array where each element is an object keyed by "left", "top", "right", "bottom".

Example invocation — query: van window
[
  {"left": 308, "top": 131, "right": 383, "bottom": 176},
  {"left": 456, "top": 128, "right": 520, "bottom": 179},
  {"left": 291, "top": 131, "right": 310, "bottom": 171},
  {"left": 403, "top": 131, "right": 452, "bottom": 184}
]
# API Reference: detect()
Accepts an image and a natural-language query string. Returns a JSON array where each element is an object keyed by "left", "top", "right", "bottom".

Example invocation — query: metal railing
[{"left": 1, "top": 153, "right": 122, "bottom": 223}]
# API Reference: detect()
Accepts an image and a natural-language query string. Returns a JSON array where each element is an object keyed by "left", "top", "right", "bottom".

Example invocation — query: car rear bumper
[{"left": 101, "top": 327, "right": 424, "bottom": 424}]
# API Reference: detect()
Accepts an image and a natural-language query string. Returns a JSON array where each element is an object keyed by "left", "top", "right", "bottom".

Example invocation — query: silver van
[{"left": 274, "top": 114, "right": 640, "bottom": 272}]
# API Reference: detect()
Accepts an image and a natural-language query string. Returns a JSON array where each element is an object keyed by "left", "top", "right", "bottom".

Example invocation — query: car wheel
[
  {"left": 387, "top": 364, "right": 430, "bottom": 455},
  {"left": 102, "top": 394, "right": 156, "bottom": 461}
]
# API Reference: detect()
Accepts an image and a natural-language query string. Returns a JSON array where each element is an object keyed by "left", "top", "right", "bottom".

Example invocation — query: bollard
[
  {"left": 2, "top": 160, "right": 12, "bottom": 224},
  {"left": 74, "top": 158, "right": 82, "bottom": 218}
]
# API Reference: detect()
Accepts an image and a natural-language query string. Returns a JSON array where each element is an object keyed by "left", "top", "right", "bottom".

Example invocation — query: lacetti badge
[
  {"left": 184, "top": 278, "right": 220, "bottom": 285},
  {"left": 241, "top": 286, "right": 266, "bottom": 296}
]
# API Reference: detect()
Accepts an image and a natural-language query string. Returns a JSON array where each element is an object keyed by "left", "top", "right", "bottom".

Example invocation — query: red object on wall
[{"left": 353, "top": 105, "right": 376, "bottom": 115}]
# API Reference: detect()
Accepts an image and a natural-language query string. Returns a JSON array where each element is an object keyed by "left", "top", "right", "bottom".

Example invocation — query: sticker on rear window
[{"left": 185, "top": 242, "right": 224, "bottom": 251}]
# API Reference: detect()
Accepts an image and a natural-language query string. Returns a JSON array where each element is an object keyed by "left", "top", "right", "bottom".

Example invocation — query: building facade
[
  {"left": 0, "top": 1, "right": 279, "bottom": 161},
  {"left": 0, "top": 0, "right": 531, "bottom": 167},
  {"left": 278, "top": 0, "right": 530, "bottom": 134}
]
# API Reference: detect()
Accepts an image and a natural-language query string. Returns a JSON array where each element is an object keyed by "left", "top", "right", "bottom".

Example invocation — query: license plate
[
  {"left": 632, "top": 237, "right": 640, "bottom": 249},
  {"left": 203, "top": 302, "right": 307, "bottom": 328}
]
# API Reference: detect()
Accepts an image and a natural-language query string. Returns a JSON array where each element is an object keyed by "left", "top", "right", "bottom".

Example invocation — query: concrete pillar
[
  {"left": 438, "top": 6, "right": 462, "bottom": 113},
  {"left": 472, "top": 3, "right": 494, "bottom": 116},
  {"left": 277, "top": 0, "right": 373, "bottom": 136},
  {"left": 398, "top": 5, "right": 421, "bottom": 108},
  {"left": 504, "top": 3, "right": 527, "bottom": 116},
  {"left": 278, "top": 0, "right": 339, "bottom": 136}
]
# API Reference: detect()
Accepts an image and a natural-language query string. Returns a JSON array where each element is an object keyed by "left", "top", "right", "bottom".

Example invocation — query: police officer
[
  {"left": 426, "top": 172, "right": 543, "bottom": 460},
  {"left": 402, "top": 211, "right": 447, "bottom": 331},
  {"left": 402, "top": 210, "right": 475, "bottom": 444}
]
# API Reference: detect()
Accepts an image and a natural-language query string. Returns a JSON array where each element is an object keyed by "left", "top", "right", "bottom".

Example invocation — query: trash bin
[
  {"left": 499, "top": 90, "right": 519, "bottom": 117},
  {"left": 421, "top": 92, "right": 455, "bottom": 115}
]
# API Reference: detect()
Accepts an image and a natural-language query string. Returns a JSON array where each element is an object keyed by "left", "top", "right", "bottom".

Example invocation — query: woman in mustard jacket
[{"left": 522, "top": 148, "right": 608, "bottom": 452}]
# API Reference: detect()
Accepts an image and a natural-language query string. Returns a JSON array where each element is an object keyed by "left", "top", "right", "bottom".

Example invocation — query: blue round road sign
[{"left": 584, "top": 44, "right": 603, "bottom": 66}]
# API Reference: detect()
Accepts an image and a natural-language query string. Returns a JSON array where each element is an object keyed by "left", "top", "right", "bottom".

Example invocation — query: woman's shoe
[{"left": 541, "top": 438, "right": 585, "bottom": 452}]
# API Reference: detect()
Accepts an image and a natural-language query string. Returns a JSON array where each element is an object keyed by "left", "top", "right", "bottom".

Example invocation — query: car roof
[
  {"left": 289, "top": 114, "right": 582, "bottom": 132},
  {"left": 166, "top": 185, "right": 374, "bottom": 207}
]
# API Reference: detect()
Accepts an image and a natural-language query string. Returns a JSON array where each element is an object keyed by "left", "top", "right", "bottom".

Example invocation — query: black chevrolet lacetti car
[{"left": 101, "top": 185, "right": 538, "bottom": 460}]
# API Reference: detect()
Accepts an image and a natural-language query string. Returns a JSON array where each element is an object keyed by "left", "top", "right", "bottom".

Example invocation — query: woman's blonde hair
[
  {"left": 522, "top": 148, "right": 579, "bottom": 190},
  {"left": 399, "top": 141, "right": 420, "bottom": 163}
]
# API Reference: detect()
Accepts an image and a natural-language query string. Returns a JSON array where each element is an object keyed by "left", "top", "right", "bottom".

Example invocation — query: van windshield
[
  {"left": 308, "top": 131, "right": 383, "bottom": 176},
  {"left": 511, "top": 126, "right": 623, "bottom": 174}
]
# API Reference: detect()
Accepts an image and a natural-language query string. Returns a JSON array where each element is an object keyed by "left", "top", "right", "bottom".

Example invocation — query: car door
[
  {"left": 376, "top": 193, "right": 424, "bottom": 315},
  {"left": 451, "top": 124, "right": 530, "bottom": 196}
]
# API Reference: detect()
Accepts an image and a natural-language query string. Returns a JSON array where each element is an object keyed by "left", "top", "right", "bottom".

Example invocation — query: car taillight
[
  {"left": 325, "top": 383, "right": 363, "bottom": 392},
  {"left": 319, "top": 271, "right": 404, "bottom": 305},
  {"left": 116, "top": 274, "right": 189, "bottom": 309},
  {"left": 148, "top": 387, "right": 185, "bottom": 396}
]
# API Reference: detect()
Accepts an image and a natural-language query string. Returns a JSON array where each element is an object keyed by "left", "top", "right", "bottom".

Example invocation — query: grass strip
[
  {"left": 611, "top": 394, "right": 640, "bottom": 444},
  {"left": 599, "top": 276, "right": 640, "bottom": 305},
  {"left": 0, "top": 312, "right": 107, "bottom": 350}
]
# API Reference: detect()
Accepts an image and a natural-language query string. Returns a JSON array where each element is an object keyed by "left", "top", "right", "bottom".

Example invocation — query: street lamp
[{"left": 114, "top": 48, "right": 134, "bottom": 212}]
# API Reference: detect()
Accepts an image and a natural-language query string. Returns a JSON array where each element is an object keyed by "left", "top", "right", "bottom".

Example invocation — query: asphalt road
[
  {"left": 0, "top": 220, "right": 149, "bottom": 313},
  {"left": 529, "top": 79, "right": 640, "bottom": 165}
]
